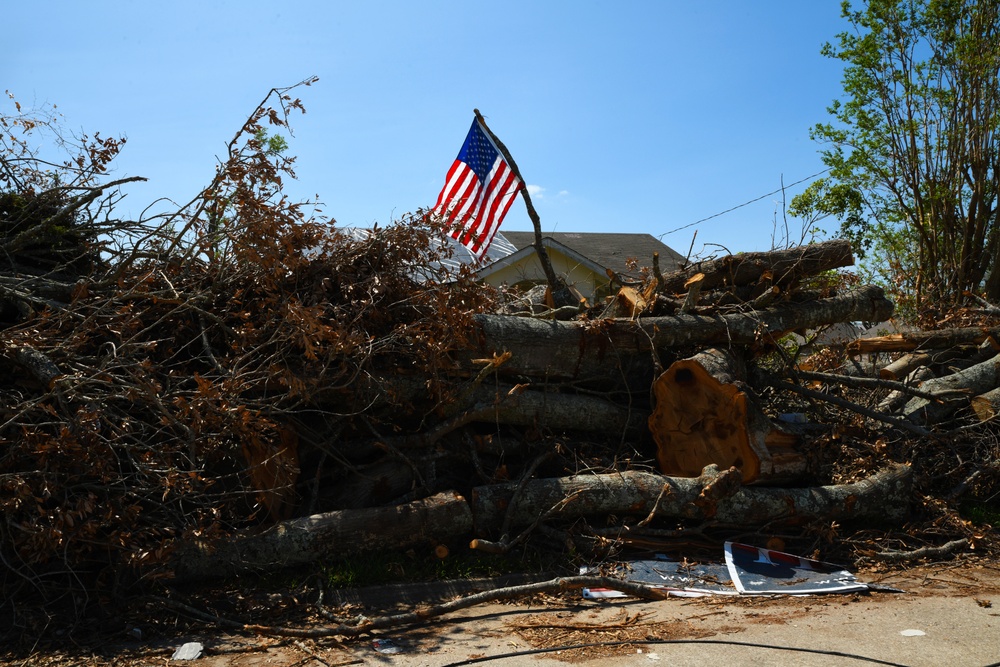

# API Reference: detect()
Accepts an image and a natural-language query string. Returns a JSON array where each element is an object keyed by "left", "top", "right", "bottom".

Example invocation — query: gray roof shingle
[{"left": 499, "top": 231, "right": 685, "bottom": 277}]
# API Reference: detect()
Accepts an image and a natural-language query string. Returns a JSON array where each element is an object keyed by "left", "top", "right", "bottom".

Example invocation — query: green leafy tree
[{"left": 790, "top": 0, "right": 1000, "bottom": 315}]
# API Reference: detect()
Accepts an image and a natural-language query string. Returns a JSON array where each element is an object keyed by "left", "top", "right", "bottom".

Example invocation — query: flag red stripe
[
  {"left": 435, "top": 162, "right": 475, "bottom": 219},
  {"left": 433, "top": 160, "right": 465, "bottom": 211},
  {"left": 470, "top": 165, "right": 520, "bottom": 253},
  {"left": 433, "top": 119, "right": 523, "bottom": 260},
  {"left": 447, "top": 171, "right": 482, "bottom": 241}
]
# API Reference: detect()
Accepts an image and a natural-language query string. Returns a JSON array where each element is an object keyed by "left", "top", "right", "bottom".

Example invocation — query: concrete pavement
[{"left": 184, "top": 563, "right": 1000, "bottom": 667}]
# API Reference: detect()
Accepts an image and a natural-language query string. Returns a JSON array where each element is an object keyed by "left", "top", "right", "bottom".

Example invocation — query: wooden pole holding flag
[{"left": 473, "top": 109, "right": 564, "bottom": 291}]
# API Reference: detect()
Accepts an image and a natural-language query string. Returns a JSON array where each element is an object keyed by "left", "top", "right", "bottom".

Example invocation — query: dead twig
[
  {"left": 792, "top": 369, "right": 950, "bottom": 402},
  {"left": 769, "top": 378, "right": 934, "bottom": 439},
  {"left": 876, "top": 538, "right": 969, "bottom": 563},
  {"left": 509, "top": 610, "right": 646, "bottom": 631},
  {"left": 635, "top": 483, "right": 673, "bottom": 528}
]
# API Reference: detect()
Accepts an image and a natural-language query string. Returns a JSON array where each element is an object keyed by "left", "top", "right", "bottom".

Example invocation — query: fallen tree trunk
[
  {"left": 848, "top": 327, "right": 1000, "bottom": 355},
  {"left": 364, "top": 383, "right": 649, "bottom": 451},
  {"left": 471, "top": 464, "right": 912, "bottom": 533},
  {"left": 167, "top": 491, "right": 473, "bottom": 582},
  {"left": 656, "top": 239, "right": 855, "bottom": 294},
  {"left": 469, "top": 285, "right": 894, "bottom": 383},
  {"left": 648, "top": 347, "right": 803, "bottom": 482},
  {"left": 900, "top": 353, "right": 1000, "bottom": 425},
  {"left": 467, "top": 384, "right": 648, "bottom": 437}
]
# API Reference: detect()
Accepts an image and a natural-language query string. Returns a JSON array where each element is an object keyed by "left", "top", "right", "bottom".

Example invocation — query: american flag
[{"left": 432, "top": 118, "right": 523, "bottom": 260}]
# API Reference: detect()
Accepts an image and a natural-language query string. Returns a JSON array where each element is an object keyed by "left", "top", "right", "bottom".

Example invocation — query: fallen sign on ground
[{"left": 581, "top": 542, "right": 877, "bottom": 599}]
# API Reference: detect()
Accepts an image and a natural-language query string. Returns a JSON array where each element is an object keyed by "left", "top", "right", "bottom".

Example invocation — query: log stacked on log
[
  {"left": 172, "top": 239, "right": 915, "bottom": 576},
  {"left": 803, "top": 314, "right": 1000, "bottom": 428},
  {"left": 2, "top": 229, "right": 941, "bottom": 589},
  {"left": 468, "top": 283, "right": 894, "bottom": 387},
  {"left": 460, "top": 240, "right": 890, "bottom": 485},
  {"left": 166, "top": 236, "right": 941, "bottom": 578}
]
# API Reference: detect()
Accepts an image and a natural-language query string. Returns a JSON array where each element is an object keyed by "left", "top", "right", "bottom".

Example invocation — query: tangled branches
[{"left": 0, "top": 81, "right": 496, "bottom": 630}]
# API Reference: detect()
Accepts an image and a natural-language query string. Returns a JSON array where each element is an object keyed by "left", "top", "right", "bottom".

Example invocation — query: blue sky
[{"left": 5, "top": 1, "right": 848, "bottom": 255}]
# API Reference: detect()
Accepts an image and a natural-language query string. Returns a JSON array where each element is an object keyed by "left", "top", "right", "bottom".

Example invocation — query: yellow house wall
[{"left": 479, "top": 248, "right": 609, "bottom": 301}]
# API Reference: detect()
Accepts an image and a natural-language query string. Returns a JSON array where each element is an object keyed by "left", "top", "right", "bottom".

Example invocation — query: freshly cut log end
[
  {"left": 649, "top": 350, "right": 765, "bottom": 481},
  {"left": 616, "top": 286, "right": 648, "bottom": 318},
  {"left": 648, "top": 348, "right": 805, "bottom": 483},
  {"left": 971, "top": 386, "right": 1000, "bottom": 422}
]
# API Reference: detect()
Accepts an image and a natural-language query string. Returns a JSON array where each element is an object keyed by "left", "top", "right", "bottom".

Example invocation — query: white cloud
[
  {"left": 526, "top": 184, "right": 546, "bottom": 198},
  {"left": 558, "top": 190, "right": 569, "bottom": 197}
]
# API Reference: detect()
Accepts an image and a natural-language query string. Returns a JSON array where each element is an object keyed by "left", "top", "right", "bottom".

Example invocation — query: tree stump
[{"left": 648, "top": 347, "right": 803, "bottom": 483}]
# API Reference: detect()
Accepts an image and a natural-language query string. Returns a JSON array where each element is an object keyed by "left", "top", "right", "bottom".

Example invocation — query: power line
[
  {"left": 659, "top": 168, "right": 830, "bottom": 239},
  {"left": 443, "top": 637, "right": 910, "bottom": 667}
]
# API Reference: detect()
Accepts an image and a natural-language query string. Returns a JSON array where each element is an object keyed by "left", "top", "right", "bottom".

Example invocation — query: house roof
[
  {"left": 474, "top": 235, "right": 608, "bottom": 282},
  {"left": 498, "top": 231, "right": 686, "bottom": 278}
]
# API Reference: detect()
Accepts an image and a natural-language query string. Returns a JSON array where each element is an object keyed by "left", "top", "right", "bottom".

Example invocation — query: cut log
[
  {"left": 681, "top": 273, "right": 705, "bottom": 312},
  {"left": 750, "top": 285, "right": 781, "bottom": 309},
  {"left": 426, "top": 382, "right": 648, "bottom": 441},
  {"left": 971, "top": 387, "right": 1000, "bottom": 422},
  {"left": 471, "top": 464, "right": 912, "bottom": 534},
  {"left": 318, "top": 457, "right": 419, "bottom": 510},
  {"left": 469, "top": 285, "right": 894, "bottom": 385},
  {"left": 647, "top": 347, "right": 804, "bottom": 483},
  {"left": 656, "top": 239, "right": 855, "bottom": 294},
  {"left": 880, "top": 353, "right": 932, "bottom": 381},
  {"left": 900, "top": 353, "right": 1000, "bottom": 425},
  {"left": 167, "top": 491, "right": 473, "bottom": 582},
  {"left": 936, "top": 339, "right": 1000, "bottom": 373},
  {"left": 615, "top": 285, "right": 649, "bottom": 318},
  {"left": 848, "top": 326, "right": 1000, "bottom": 355}
]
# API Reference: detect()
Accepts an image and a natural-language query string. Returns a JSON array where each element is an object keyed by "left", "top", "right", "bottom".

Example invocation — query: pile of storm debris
[
  {"left": 1, "top": 87, "right": 997, "bottom": 640},
  {"left": 163, "top": 236, "right": 997, "bottom": 582}
]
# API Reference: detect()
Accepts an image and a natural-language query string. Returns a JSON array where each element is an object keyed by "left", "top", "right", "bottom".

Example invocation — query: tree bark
[
  {"left": 900, "top": 353, "right": 1000, "bottom": 425},
  {"left": 656, "top": 239, "right": 854, "bottom": 294},
  {"left": 848, "top": 327, "right": 1000, "bottom": 354},
  {"left": 471, "top": 464, "right": 912, "bottom": 534},
  {"left": 168, "top": 491, "right": 473, "bottom": 582},
  {"left": 11, "top": 346, "right": 63, "bottom": 388},
  {"left": 880, "top": 353, "right": 932, "bottom": 380},
  {"left": 648, "top": 347, "right": 804, "bottom": 482},
  {"left": 468, "top": 384, "right": 648, "bottom": 437},
  {"left": 469, "top": 285, "right": 894, "bottom": 384}
]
